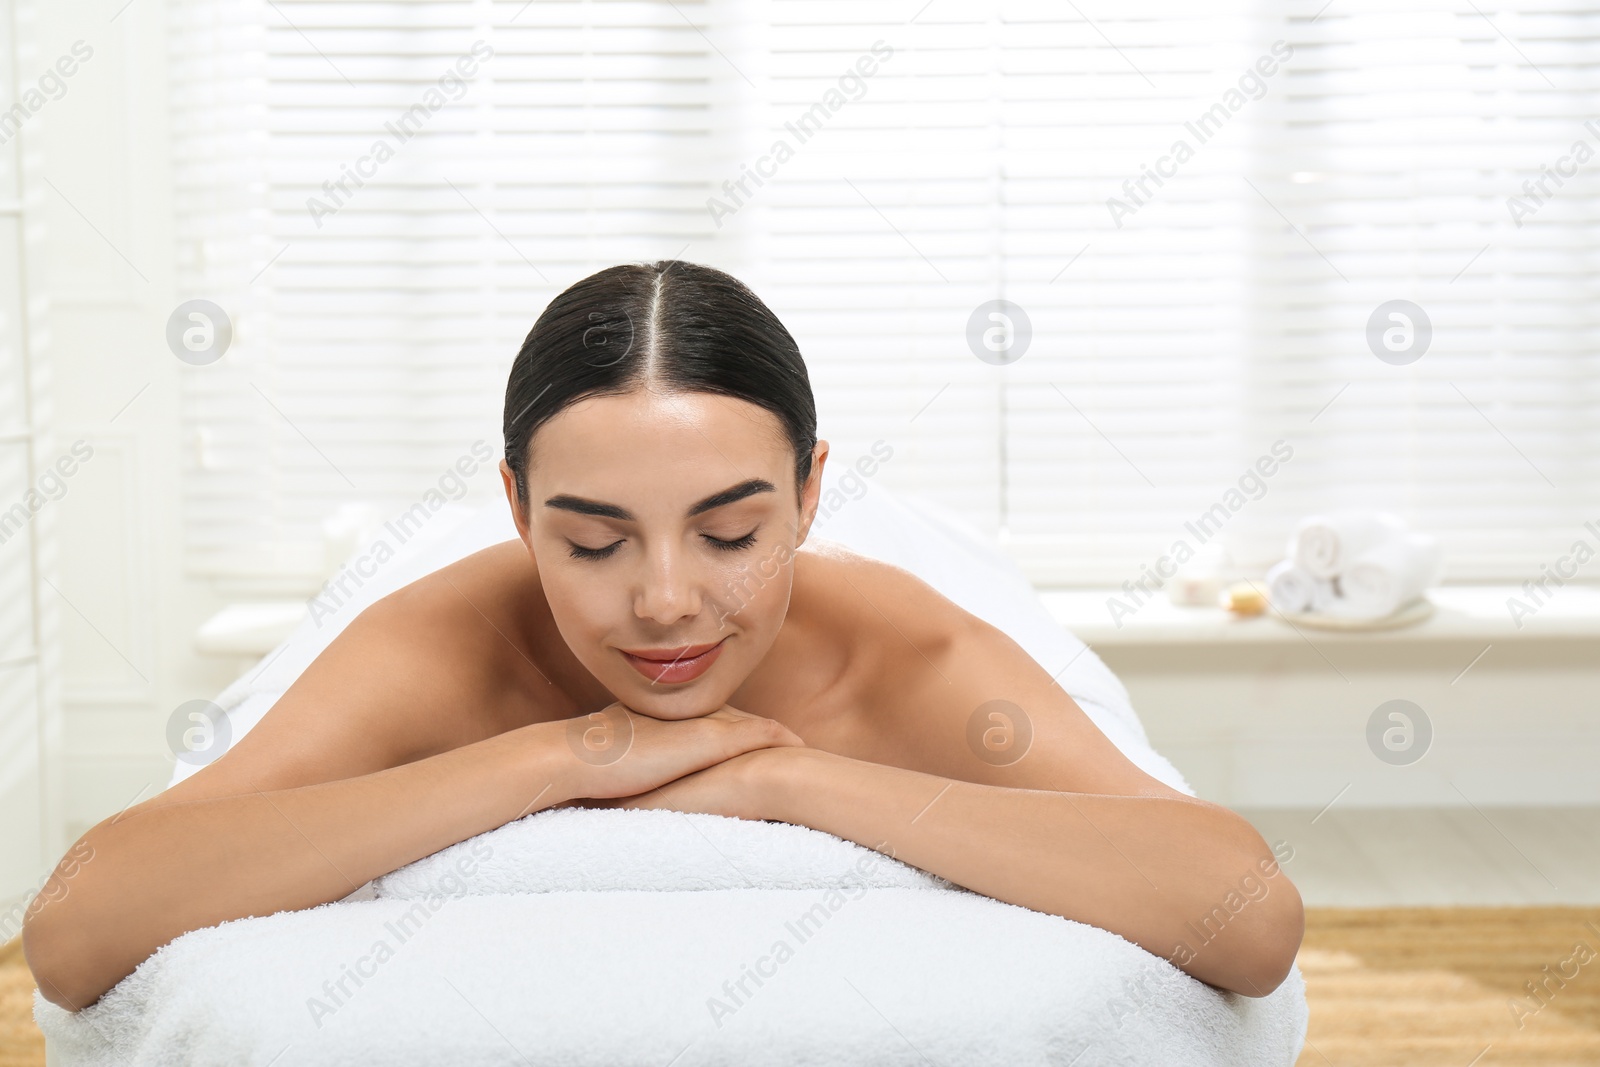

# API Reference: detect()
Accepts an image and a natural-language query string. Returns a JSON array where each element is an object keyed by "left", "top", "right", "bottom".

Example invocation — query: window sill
[{"left": 1035, "top": 584, "right": 1600, "bottom": 647}]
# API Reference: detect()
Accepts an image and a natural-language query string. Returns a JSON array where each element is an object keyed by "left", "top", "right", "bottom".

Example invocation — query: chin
[
  {"left": 601, "top": 660, "right": 733, "bottom": 719},
  {"left": 618, "top": 684, "right": 728, "bottom": 720}
]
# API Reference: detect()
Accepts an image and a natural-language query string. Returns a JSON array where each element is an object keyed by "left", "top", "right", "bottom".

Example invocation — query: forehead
[{"left": 527, "top": 388, "right": 792, "bottom": 489}]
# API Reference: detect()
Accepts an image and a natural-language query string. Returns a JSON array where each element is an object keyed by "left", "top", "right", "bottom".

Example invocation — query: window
[{"left": 170, "top": 0, "right": 1600, "bottom": 590}]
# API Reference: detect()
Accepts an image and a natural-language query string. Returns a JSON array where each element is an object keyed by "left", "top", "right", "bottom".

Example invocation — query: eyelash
[
  {"left": 567, "top": 541, "right": 621, "bottom": 561},
  {"left": 708, "top": 530, "right": 758, "bottom": 552},
  {"left": 566, "top": 530, "right": 758, "bottom": 561}
]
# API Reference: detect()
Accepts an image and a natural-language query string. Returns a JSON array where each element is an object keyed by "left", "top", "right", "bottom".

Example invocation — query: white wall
[
  {"left": 31, "top": 0, "right": 236, "bottom": 859},
  {"left": 1104, "top": 637, "right": 1600, "bottom": 809},
  {"left": 0, "top": 0, "right": 49, "bottom": 914}
]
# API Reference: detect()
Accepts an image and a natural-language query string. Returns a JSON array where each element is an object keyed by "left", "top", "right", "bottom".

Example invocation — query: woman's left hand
[{"left": 577, "top": 745, "right": 800, "bottom": 821}]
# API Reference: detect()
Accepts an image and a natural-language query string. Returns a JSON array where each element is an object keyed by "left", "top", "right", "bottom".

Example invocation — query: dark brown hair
[{"left": 503, "top": 260, "right": 817, "bottom": 507}]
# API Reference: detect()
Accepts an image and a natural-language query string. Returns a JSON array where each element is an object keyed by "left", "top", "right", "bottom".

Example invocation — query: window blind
[
  {"left": 1225, "top": 1, "right": 1600, "bottom": 582},
  {"left": 170, "top": 0, "right": 738, "bottom": 590},
  {"left": 732, "top": 1, "right": 1005, "bottom": 536},
  {"left": 996, "top": 0, "right": 1600, "bottom": 583},
  {"left": 171, "top": 1, "right": 1600, "bottom": 590}
]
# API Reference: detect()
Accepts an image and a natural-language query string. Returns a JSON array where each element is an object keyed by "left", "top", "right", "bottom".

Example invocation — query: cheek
[
  {"left": 713, "top": 550, "right": 793, "bottom": 626},
  {"left": 541, "top": 567, "right": 612, "bottom": 645}
]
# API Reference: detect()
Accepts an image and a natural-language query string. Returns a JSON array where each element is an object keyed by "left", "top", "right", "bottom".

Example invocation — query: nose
[{"left": 633, "top": 539, "right": 702, "bottom": 626}]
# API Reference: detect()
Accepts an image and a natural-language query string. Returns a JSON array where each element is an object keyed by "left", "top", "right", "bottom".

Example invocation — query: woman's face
[{"left": 501, "top": 387, "right": 828, "bottom": 719}]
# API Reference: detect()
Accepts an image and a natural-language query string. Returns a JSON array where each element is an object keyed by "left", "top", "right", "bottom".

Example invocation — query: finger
[
  {"left": 742, "top": 716, "right": 806, "bottom": 751},
  {"left": 774, "top": 725, "right": 806, "bottom": 746}
]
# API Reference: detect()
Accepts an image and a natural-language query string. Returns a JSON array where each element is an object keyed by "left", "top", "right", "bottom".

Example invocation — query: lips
[{"left": 619, "top": 637, "right": 728, "bottom": 684}]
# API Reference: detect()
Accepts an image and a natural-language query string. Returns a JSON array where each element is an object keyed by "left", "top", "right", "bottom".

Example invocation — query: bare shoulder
[
  {"left": 130, "top": 540, "right": 556, "bottom": 818},
  {"left": 793, "top": 537, "right": 972, "bottom": 654},
  {"left": 795, "top": 538, "right": 1188, "bottom": 801}
]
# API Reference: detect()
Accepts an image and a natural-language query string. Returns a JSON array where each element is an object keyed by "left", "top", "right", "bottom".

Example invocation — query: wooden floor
[
  {"left": 1294, "top": 908, "right": 1600, "bottom": 1066},
  {"left": 0, "top": 937, "right": 42, "bottom": 1067},
  {"left": 1240, "top": 807, "right": 1600, "bottom": 907},
  {"left": 4, "top": 808, "right": 1599, "bottom": 1065}
]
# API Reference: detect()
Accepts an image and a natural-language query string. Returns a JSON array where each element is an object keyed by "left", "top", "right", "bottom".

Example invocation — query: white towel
[
  {"left": 36, "top": 805, "right": 1310, "bottom": 1067},
  {"left": 1264, "top": 560, "right": 1334, "bottom": 615},
  {"left": 372, "top": 806, "right": 953, "bottom": 898},
  {"left": 1325, "top": 532, "right": 1444, "bottom": 619},
  {"left": 1290, "top": 510, "right": 1406, "bottom": 579}
]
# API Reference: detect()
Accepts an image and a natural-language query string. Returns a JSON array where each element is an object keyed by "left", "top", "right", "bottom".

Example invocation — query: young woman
[{"left": 25, "top": 260, "right": 1303, "bottom": 1011}]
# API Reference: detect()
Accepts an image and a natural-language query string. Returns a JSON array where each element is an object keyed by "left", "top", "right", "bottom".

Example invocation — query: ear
[
  {"left": 499, "top": 459, "right": 535, "bottom": 552},
  {"left": 794, "top": 440, "right": 829, "bottom": 547}
]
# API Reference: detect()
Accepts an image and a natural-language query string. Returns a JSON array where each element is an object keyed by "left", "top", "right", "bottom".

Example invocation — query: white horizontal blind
[
  {"left": 172, "top": 2, "right": 1600, "bottom": 589},
  {"left": 170, "top": 0, "right": 737, "bottom": 589},
  {"left": 1231, "top": 1, "right": 1600, "bottom": 581},
  {"left": 733, "top": 0, "right": 1003, "bottom": 536},
  {"left": 991, "top": 1, "right": 1261, "bottom": 583},
  {"left": 170, "top": 2, "right": 279, "bottom": 582},
  {"left": 1001, "top": 0, "right": 1600, "bottom": 582}
]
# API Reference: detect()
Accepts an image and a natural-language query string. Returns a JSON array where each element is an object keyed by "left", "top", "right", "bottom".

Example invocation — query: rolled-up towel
[
  {"left": 1327, "top": 532, "right": 1444, "bottom": 619},
  {"left": 1291, "top": 510, "right": 1407, "bottom": 579},
  {"left": 1266, "top": 559, "right": 1337, "bottom": 614},
  {"left": 1267, "top": 559, "right": 1311, "bottom": 613}
]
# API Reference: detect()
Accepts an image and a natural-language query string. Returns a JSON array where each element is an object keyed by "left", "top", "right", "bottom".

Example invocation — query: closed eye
[
  {"left": 566, "top": 529, "right": 756, "bottom": 561},
  {"left": 705, "top": 530, "right": 757, "bottom": 551},
  {"left": 567, "top": 539, "right": 622, "bottom": 561}
]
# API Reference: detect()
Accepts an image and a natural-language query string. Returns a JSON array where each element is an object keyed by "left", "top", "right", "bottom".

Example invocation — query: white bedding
[{"left": 35, "top": 469, "right": 1308, "bottom": 1065}]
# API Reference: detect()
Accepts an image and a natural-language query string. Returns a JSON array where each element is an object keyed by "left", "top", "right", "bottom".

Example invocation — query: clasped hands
[{"left": 554, "top": 701, "right": 818, "bottom": 822}]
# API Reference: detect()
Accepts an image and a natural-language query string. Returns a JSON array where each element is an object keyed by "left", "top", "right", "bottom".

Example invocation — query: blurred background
[{"left": 1, "top": 1, "right": 1598, "bottom": 1062}]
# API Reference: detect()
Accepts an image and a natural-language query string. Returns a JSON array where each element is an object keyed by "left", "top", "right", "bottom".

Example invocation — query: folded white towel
[
  {"left": 1326, "top": 532, "right": 1444, "bottom": 619},
  {"left": 372, "top": 806, "right": 954, "bottom": 899},
  {"left": 1290, "top": 510, "right": 1406, "bottom": 579},
  {"left": 1264, "top": 560, "right": 1334, "bottom": 615},
  {"left": 36, "top": 806, "right": 1310, "bottom": 1067}
]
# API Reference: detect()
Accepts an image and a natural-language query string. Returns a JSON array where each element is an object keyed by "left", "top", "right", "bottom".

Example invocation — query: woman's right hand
[{"left": 558, "top": 702, "right": 805, "bottom": 801}]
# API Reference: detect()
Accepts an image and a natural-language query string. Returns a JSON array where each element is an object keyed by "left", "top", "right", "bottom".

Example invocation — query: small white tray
[{"left": 1277, "top": 596, "right": 1435, "bottom": 631}]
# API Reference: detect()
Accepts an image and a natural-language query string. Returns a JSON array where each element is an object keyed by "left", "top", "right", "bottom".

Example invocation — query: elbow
[
  {"left": 1235, "top": 877, "right": 1306, "bottom": 998},
  {"left": 24, "top": 904, "right": 128, "bottom": 1014},
  {"left": 21, "top": 836, "right": 123, "bottom": 1013},
  {"left": 1210, "top": 814, "right": 1305, "bottom": 998},
  {"left": 22, "top": 901, "right": 97, "bottom": 1012}
]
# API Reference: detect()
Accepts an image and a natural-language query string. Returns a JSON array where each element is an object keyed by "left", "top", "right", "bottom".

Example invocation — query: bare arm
[
  {"left": 760, "top": 748, "right": 1301, "bottom": 996},
  {"left": 24, "top": 720, "right": 574, "bottom": 1012},
  {"left": 601, "top": 551, "right": 1306, "bottom": 996},
  {"left": 21, "top": 554, "right": 804, "bottom": 1012},
  {"left": 599, "top": 746, "right": 1300, "bottom": 997},
  {"left": 25, "top": 702, "right": 801, "bottom": 1013}
]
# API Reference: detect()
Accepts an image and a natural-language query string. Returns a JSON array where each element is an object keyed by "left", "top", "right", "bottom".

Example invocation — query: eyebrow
[{"left": 544, "top": 477, "right": 776, "bottom": 522}]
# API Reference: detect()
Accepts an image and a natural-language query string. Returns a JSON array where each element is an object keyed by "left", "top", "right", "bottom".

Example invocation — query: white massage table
[{"left": 36, "top": 469, "right": 1308, "bottom": 1066}]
